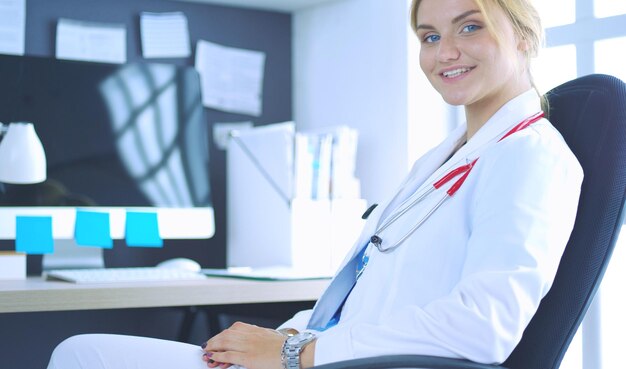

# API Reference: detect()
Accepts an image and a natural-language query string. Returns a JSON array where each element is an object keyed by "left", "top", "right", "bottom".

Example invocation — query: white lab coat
[{"left": 278, "top": 89, "right": 584, "bottom": 365}]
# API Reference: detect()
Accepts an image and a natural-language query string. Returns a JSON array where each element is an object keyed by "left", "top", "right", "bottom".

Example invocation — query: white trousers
[{"left": 47, "top": 334, "right": 222, "bottom": 369}]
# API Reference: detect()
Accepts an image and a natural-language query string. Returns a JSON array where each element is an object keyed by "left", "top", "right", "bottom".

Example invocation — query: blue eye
[
  {"left": 462, "top": 24, "right": 480, "bottom": 33},
  {"left": 424, "top": 34, "right": 440, "bottom": 43}
]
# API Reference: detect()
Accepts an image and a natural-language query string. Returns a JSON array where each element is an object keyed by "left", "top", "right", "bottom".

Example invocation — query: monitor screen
[{"left": 0, "top": 55, "right": 214, "bottom": 239}]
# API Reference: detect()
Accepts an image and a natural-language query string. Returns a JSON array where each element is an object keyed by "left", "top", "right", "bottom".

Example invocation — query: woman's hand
[{"left": 202, "top": 322, "right": 286, "bottom": 369}]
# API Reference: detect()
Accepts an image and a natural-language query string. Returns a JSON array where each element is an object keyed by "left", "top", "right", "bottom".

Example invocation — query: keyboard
[{"left": 44, "top": 267, "right": 208, "bottom": 284}]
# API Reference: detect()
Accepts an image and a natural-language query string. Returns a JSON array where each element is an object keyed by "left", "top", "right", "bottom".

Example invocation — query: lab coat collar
[
  {"left": 419, "top": 89, "right": 542, "bottom": 194},
  {"left": 346, "top": 124, "right": 466, "bottom": 262},
  {"left": 454, "top": 89, "right": 541, "bottom": 161},
  {"left": 383, "top": 124, "right": 466, "bottom": 220}
]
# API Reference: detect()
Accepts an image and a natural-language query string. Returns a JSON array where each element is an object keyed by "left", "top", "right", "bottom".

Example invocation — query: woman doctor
[{"left": 47, "top": 0, "right": 583, "bottom": 368}]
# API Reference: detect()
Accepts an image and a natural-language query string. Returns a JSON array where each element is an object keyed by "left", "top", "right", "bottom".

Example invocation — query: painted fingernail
[{"left": 201, "top": 342, "right": 207, "bottom": 349}]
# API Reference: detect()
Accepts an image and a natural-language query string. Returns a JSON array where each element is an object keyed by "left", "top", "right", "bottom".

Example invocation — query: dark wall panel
[
  {"left": 7, "top": 0, "right": 292, "bottom": 271},
  {"left": 0, "top": 1, "right": 292, "bottom": 368}
]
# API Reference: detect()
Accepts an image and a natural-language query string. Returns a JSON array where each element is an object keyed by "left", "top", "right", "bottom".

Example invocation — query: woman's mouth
[{"left": 441, "top": 67, "right": 473, "bottom": 79}]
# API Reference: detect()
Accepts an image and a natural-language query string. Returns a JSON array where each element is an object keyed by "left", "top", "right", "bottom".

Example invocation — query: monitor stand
[{"left": 42, "top": 239, "right": 104, "bottom": 271}]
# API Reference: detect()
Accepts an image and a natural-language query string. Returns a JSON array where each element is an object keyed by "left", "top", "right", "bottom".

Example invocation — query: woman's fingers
[
  {"left": 204, "top": 322, "right": 277, "bottom": 353},
  {"left": 209, "top": 351, "right": 248, "bottom": 368},
  {"left": 202, "top": 352, "right": 232, "bottom": 368},
  {"left": 201, "top": 321, "right": 286, "bottom": 369},
  {"left": 206, "top": 328, "right": 242, "bottom": 351}
]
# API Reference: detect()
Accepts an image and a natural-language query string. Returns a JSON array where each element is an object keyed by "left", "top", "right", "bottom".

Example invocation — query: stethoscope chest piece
[{"left": 370, "top": 235, "right": 382, "bottom": 248}]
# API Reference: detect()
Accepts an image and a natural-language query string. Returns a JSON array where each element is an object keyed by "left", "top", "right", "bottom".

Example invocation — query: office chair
[{"left": 312, "top": 74, "right": 626, "bottom": 369}]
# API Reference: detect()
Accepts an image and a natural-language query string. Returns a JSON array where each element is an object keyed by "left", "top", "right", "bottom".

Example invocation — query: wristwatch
[
  {"left": 281, "top": 331, "right": 316, "bottom": 369},
  {"left": 277, "top": 328, "right": 298, "bottom": 337}
]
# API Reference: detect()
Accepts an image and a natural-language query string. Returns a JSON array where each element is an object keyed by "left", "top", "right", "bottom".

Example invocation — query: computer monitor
[{"left": 0, "top": 54, "right": 214, "bottom": 240}]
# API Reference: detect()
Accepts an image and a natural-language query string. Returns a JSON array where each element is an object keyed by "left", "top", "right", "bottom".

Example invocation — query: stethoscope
[{"left": 356, "top": 111, "right": 545, "bottom": 279}]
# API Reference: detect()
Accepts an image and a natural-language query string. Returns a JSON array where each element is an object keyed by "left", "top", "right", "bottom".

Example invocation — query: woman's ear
[{"left": 517, "top": 38, "right": 530, "bottom": 52}]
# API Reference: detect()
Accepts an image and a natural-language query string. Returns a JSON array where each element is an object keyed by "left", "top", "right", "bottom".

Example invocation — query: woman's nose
[{"left": 436, "top": 37, "right": 461, "bottom": 62}]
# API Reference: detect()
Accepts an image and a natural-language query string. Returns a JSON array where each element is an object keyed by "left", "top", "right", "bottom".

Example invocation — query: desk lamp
[
  {"left": 0, "top": 122, "right": 46, "bottom": 184},
  {"left": 0, "top": 122, "right": 46, "bottom": 280}
]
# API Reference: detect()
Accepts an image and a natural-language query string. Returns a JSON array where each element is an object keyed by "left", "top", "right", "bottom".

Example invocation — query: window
[
  {"left": 533, "top": 0, "right": 575, "bottom": 27},
  {"left": 594, "top": 0, "right": 626, "bottom": 18},
  {"left": 594, "top": 36, "right": 626, "bottom": 82},
  {"left": 532, "top": 44, "right": 577, "bottom": 94}
]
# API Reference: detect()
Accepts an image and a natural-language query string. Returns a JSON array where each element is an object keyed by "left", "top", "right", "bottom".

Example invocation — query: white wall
[
  {"left": 292, "top": 0, "right": 411, "bottom": 203},
  {"left": 293, "top": 0, "right": 450, "bottom": 203}
]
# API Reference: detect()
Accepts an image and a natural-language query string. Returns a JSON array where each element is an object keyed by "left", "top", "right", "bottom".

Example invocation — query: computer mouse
[{"left": 156, "top": 258, "right": 201, "bottom": 273}]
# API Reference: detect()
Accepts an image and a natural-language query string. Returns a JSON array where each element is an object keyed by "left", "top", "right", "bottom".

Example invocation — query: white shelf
[{"left": 174, "top": 0, "right": 338, "bottom": 12}]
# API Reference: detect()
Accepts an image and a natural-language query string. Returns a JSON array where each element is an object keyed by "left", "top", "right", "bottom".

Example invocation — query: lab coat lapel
[
  {"left": 370, "top": 91, "right": 543, "bottom": 255},
  {"left": 417, "top": 90, "right": 543, "bottom": 195},
  {"left": 344, "top": 125, "right": 466, "bottom": 263},
  {"left": 384, "top": 125, "right": 467, "bottom": 219},
  {"left": 342, "top": 91, "right": 542, "bottom": 270}
]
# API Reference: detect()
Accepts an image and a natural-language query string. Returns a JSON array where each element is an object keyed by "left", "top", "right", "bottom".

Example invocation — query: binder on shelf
[
  {"left": 227, "top": 122, "right": 366, "bottom": 272},
  {"left": 296, "top": 126, "right": 360, "bottom": 200},
  {"left": 227, "top": 122, "right": 295, "bottom": 268}
]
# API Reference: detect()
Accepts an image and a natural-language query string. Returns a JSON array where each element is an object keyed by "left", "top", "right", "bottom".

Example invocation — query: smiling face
[{"left": 415, "top": 0, "right": 531, "bottom": 117}]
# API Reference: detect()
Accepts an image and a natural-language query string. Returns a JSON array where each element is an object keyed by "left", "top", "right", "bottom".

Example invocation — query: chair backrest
[{"left": 504, "top": 74, "right": 626, "bottom": 369}]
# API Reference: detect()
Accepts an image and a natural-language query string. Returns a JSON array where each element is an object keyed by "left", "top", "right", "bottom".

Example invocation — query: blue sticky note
[
  {"left": 15, "top": 216, "right": 54, "bottom": 254},
  {"left": 125, "top": 211, "right": 163, "bottom": 247},
  {"left": 75, "top": 210, "right": 113, "bottom": 248}
]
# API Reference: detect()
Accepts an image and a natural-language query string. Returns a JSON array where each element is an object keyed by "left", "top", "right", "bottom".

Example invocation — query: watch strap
[{"left": 281, "top": 332, "right": 316, "bottom": 369}]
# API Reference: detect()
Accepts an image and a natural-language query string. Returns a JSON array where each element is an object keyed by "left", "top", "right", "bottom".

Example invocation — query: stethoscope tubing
[
  {"left": 376, "top": 192, "right": 448, "bottom": 254},
  {"left": 369, "top": 111, "right": 545, "bottom": 255},
  {"left": 372, "top": 160, "right": 475, "bottom": 253}
]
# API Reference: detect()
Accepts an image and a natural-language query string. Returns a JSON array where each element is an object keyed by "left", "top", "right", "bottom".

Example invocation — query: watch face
[
  {"left": 287, "top": 332, "right": 315, "bottom": 345},
  {"left": 286, "top": 335, "right": 298, "bottom": 345}
]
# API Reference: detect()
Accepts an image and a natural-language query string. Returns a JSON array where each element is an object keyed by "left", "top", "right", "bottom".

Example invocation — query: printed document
[
  {"left": 0, "top": 0, "right": 25, "bottom": 56},
  {"left": 56, "top": 18, "right": 127, "bottom": 64},
  {"left": 195, "top": 39, "right": 265, "bottom": 116},
  {"left": 140, "top": 12, "right": 191, "bottom": 58}
]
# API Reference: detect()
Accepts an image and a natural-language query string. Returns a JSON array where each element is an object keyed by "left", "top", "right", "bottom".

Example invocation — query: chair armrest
[{"left": 312, "top": 355, "right": 508, "bottom": 369}]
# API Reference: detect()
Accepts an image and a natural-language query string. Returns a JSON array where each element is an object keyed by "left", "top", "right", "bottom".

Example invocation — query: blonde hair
[{"left": 410, "top": 0, "right": 549, "bottom": 113}]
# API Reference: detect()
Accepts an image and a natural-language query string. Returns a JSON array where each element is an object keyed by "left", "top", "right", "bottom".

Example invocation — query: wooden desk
[{"left": 0, "top": 276, "right": 330, "bottom": 313}]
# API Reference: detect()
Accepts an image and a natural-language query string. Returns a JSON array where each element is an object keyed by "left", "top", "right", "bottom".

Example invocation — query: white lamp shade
[{"left": 0, "top": 122, "right": 47, "bottom": 184}]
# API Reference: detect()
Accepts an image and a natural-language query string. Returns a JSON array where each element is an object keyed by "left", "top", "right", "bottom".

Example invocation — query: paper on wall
[
  {"left": 195, "top": 39, "right": 265, "bottom": 117},
  {"left": 0, "top": 0, "right": 25, "bottom": 56},
  {"left": 56, "top": 18, "right": 127, "bottom": 64},
  {"left": 140, "top": 11, "right": 191, "bottom": 58}
]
